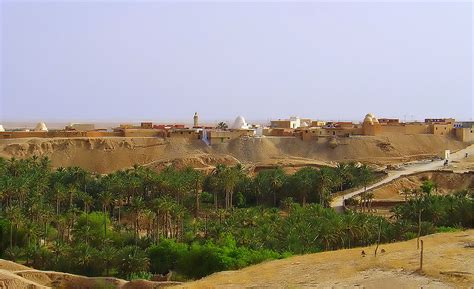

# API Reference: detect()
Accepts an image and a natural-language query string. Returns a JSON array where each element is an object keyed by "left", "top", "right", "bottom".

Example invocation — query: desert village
[{"left": 1, "top": 113, "right": 473, "bottom": 144}]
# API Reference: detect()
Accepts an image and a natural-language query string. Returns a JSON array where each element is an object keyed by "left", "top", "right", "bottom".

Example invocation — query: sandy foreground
[{"left": 176, "top": 230, "right": 474, "bottom": 289}]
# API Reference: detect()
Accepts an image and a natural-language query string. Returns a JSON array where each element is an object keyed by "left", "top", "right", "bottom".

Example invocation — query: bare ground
[
  {"left": 0, "top": 135, "right": 467, "bottom": 173},
  {"left": 371, "top": 171, "right": 474, "bottom": 201}
]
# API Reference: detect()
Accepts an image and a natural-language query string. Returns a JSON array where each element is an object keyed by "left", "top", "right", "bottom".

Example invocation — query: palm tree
[
  {"left": 269, "top": 168, "right": 285, "bottom": 207},
  {"left": 186, "top": 168, "right": 203, "bottom": 217},
  {"left": 100, "top": 240, "right": 116, "bottom": 276},
  {"left": 317, "top": 168, "right": 334, "bottom": 207},
  {"left": 216, "top": 122, "right": 228, "bottom": 130},
  {"left": 98, "top": 191, "right": 114, "bottom": 238},
  {"left": 5, "top": 205, "right": 22, "bottom": 249},
  {"left": 152, "top": 196, "right": 176, "bottom": 239},
  {"left": 291, "top": 167, "right": 317, "bottom": 206},
  {"left": 129, "top": 197, "right": 145, "bottom": 241}
]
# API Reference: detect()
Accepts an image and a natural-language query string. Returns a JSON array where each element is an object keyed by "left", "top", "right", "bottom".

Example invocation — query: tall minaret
[{"left": 193, "top": 112, "right": 199, "bottom": 127}]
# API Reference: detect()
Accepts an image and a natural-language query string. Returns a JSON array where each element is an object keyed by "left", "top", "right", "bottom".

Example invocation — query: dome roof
[
  {"left": 34, "top": 122, "right": 48, "bottom": 131},
  {"left": 363, "top": 113, "right": 376, "bottom": 124},
  {"left": 232, "top": 116, "right": 248, "bottom": 129},
  {"left": 0, "top": 125, "right": 4, "bottom": 132}
]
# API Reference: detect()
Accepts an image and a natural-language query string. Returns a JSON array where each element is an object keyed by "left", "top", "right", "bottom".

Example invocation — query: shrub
[{"left": 147, "top": 239, "right": 187, "bottom": 274}]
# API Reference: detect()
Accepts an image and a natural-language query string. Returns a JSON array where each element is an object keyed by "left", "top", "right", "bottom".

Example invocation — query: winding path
[{"left": 331, "top": 144, "right": 474, "bottom": 210}]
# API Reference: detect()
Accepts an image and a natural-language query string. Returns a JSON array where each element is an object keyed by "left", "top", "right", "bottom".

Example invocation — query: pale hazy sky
[{"left": 0, "top": 0, "right": 473, "bottom": 123}]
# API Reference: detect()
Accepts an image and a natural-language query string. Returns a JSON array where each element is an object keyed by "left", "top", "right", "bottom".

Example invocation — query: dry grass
[{"left": 175, "top": 230, "right": 474, "bottom": 289}]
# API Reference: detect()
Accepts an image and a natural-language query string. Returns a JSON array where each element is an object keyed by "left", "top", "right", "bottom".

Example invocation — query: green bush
[
  {"left": 435, "top": 226, "right": 461, "bottom": 233},
  {"left": 147, "top": 239, "right": 187, "bottom": 274},
  {"left": 116, "top": 246, "right": 150, "bottom": 278}
]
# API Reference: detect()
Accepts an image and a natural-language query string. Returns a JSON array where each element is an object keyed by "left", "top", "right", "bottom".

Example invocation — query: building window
[{"left": 333, "top": 131, "right": 336, "bottom": 135}]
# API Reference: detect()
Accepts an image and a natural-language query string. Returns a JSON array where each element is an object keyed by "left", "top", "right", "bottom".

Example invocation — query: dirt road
[{"left": 331, "top": 144, "right": 474, "bottom": 209}]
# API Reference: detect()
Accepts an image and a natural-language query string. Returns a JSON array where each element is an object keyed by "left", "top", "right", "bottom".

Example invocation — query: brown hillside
[{"left": 0, "top": 135, "right": 466, "bottom": 173}]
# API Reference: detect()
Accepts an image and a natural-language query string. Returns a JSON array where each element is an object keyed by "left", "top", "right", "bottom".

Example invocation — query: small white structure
[
  {"left": 0, "top": 125, "right": 4, "bottom": 132},
  {"left": 34, "top": 122, "right": 48, "bottom": 132},
  {"left": 444, "top": 150, "right": 450, "bottom": 160},
  {"left": 193, "top": 112, "right": 199, "bottom": 127},
  {"left": 66, "top": 123, "right": 95, "bottom": 131},
  {"left": 289, "top": 116, "right": 301, "bottom": 129},
  {"left": 232, "top": 116, "right": 249, "bottom": 129}
]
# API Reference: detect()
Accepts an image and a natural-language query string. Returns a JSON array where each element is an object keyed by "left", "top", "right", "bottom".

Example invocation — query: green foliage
[
  {"left": 200, "top": 191, "right": 213, "bottom": 203},
  {"left": 116, "top": 246, "right": 150, "bottom": 278},
  {"left": 435, "top": 226, "right": 461, "bottom": 233},
  {"left": 420, "top": 180, "right": 435, "bottom": 195},
  {"left": 73, "top": 212, "right": 112, "bottom": 247},
  {"left": 127, "top": 271, "right": 152, "bottom": 281},
  {"left": 148, "top": 236, "right": 282, "bottom": 279},
  {"left": 392, "top": 195, "right": 474, "bottom": 228},
  {"left": 0, "top": 156, "right": 471, "bottom": 281},
  {"left": 147, "top": 239, "right": 188, "bottom": 274}
]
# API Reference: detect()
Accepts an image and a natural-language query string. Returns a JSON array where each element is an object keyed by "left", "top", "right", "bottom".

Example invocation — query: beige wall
[
  {"left": 405, "top": 124, "right": 430, "bottom": 135},
  {"left": 270, "top": 120, "right": 292, "bottom": 129},
  {"left": 431, "top": 123, "right": 454, "bottom": 136},
  {"left": 207, "top": 130, "right": 253, "bottom": 144},
  {"left": 123, "top": 129, "right": 165, "bottom": 137},
  {"left": 455, "top": 128, "right": 474, "bottom": 143},
  {"left": 263, "top": 128, "right": 295, "bottom": 137},
  {"left": 169, "top": 130, "right": 199, "bottom": 139}
]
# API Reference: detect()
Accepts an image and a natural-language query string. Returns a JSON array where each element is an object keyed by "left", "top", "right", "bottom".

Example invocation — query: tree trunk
[
  {"left": 195, "top": 189, "right": 200, "bottom": 217},
  {"left": 214, "top": 192, "right": 218, "bottom": 210},
  {"left": 417, "top": 209, "right": 422, "bottom": 249},
  {"left": 103, "top": 206, "right": 107, "bottom": 239},
  {"left": 9, "top": 223, "right": 13, "bottom": 249}
]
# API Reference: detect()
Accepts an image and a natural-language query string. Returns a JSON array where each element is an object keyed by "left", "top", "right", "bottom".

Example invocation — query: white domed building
[
  {"left": 232, "top": 116, "right": 249, "bottom": 130},
  {"left": 0, "top": 125, "right": 4, "bottom": 132},
  {"left": 34, "top": 122, "right": 48, "bottom": 132}
]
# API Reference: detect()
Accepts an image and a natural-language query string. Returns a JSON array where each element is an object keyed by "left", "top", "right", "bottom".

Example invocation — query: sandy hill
[
  {"left": 0, "top": 259, "right": 179, "bottom": 289},
  {"left": 0, "top": 135, "right": 467, "bottom": 173},
  {"left": 175, "top": 230, "right": 474, "bottom": 289}
]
